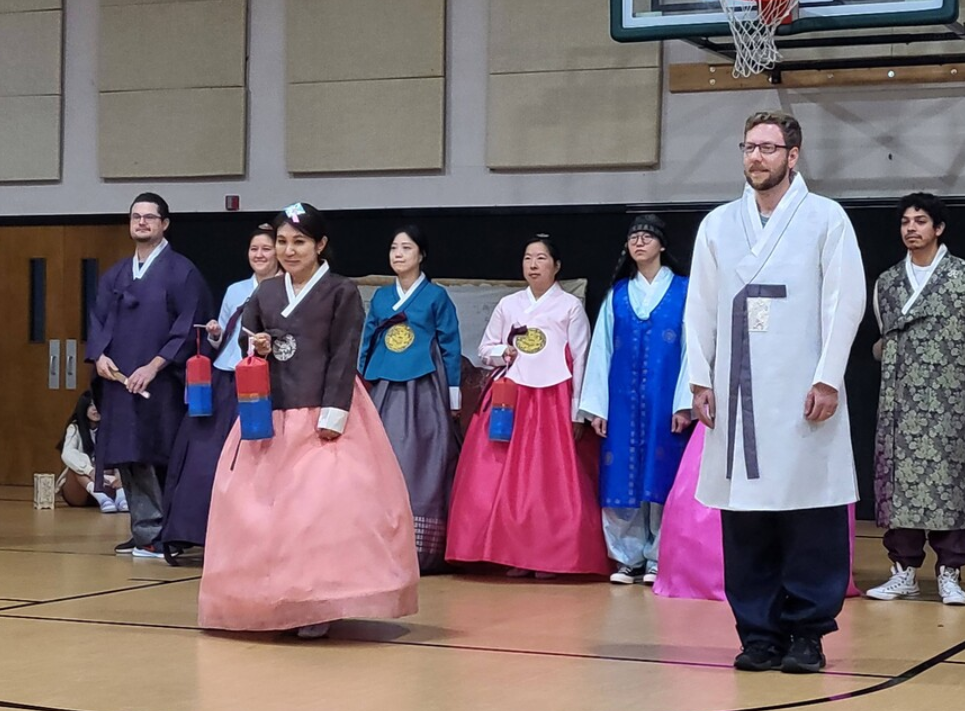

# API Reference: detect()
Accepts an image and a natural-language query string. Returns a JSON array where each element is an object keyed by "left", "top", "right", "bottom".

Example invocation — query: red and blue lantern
[
  {"left": 236, "top": 355, "right": 273, "bottom": 440},
  {"left": 186, "top": 328, "right": 213, "bottom": 417},
  {"left": 488, "top": 378, "right": 517, "bottom": 442}
]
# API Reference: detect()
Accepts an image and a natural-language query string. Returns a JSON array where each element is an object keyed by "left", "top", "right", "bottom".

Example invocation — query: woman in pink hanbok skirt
[
  {"left": 199, "top": 204, "right": 418, "bottom": 637},
  {"left": 654, "top": 424, "right": 861, "bottom": 600},
  {"left": 446, "top": 236, "right": 609, "bottom": 577}
]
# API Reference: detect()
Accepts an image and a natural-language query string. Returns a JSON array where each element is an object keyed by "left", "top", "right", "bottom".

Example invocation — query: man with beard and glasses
[{"left": 685, "top": 111, "right": 866, "bottom": 674}]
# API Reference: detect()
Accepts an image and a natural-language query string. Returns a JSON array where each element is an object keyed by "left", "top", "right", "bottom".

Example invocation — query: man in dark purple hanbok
[{"left": 86, "top": 193, "right": 212, "bottom": 557}]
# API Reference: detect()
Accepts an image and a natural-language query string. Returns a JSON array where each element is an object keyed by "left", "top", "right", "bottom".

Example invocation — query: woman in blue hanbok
[{"left": 359, "top": 226, "right": 462, "bottom": 573}]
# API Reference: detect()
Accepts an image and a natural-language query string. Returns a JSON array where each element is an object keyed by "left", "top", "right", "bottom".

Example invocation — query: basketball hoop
[{"left": 719, "top": 0, "right": 799, "bottom": 78}]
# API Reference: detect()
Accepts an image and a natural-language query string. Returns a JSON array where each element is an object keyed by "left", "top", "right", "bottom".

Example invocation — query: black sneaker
[
  {"left": 734, "top": 642, "right": 784, "bottom": 672},
  {"left": 114, "top": 538, "right": 136, "bottom": 555},
  {"left": 609, "top": 564, "right": 647, "bottom": 584},
  {"left": 781, "top": 636, "right": 826, "bottom": 674}
]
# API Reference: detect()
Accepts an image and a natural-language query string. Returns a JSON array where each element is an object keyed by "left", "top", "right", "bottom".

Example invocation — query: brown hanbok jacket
[{"left": 240, "top": 271, "right": 364, "bottom": 413}]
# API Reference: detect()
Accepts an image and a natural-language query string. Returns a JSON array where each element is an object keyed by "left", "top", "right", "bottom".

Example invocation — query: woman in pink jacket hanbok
[{"left": 446, "top": 236, "right": 609, "bottom": 578}]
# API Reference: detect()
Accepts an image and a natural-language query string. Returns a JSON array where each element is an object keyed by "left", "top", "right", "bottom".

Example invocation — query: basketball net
[{"left": 719, "top": 0, "right": 799, "bottom": 78}]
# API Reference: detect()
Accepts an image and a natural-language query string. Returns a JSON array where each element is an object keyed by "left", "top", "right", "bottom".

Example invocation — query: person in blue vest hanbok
[
  {"left": 360, "top": 225, "right": 462, "bottom": 574},
  {"left": 579, "top": 214, "right": 692, "bottom": 586}
]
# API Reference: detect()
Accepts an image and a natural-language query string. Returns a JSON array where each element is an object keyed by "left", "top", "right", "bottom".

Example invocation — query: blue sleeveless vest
[{"left": 600, "top": 275, "right": 691, "bottom": 507}]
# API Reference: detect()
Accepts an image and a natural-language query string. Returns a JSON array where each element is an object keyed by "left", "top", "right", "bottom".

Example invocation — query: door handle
[
  {"left": 48, "top": 339, "right": 61, "bottom": 390},
  {"left": 65, "top": 340, "right": 78, "bottom": 390}
]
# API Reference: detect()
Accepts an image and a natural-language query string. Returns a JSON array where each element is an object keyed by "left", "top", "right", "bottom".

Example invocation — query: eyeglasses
[
  {"left": 130, "top": 213, "right": 162, "bottom": 222},
  {"left": 739, "top": 142, "right": 790, "bottom": 156},
  {"left": 628, "top": 233, "right": 657, "bottom": 244}
]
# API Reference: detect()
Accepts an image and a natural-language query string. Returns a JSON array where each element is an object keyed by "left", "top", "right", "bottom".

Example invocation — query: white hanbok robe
[{"left": 685, "top": 174, "right": 866, "bottom": 511}]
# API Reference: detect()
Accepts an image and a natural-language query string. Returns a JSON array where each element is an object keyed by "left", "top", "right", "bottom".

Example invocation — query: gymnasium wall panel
[
  {"left": 0, "top": 3, "right": 62, "bottom": 181},
  {"left": 487, "top": 68, "right": 661, "bottom": 170},
  {"left": 287, "top": 0, "right": 445, "bottom": 82},
  {"left": 287, "top": 78, "right": 445, "bottom": 173},
  {"left": 489, "top": 0, "right": 660, "bottom": 73},
  {"left": 99, "top": 88, "right": 246, "bottom": 178},
  {"left": 0, "top": 96, "right": 61, "bottom": 181},
  {"left": 99, "top": 0, "right": 245, "bottom": 90},
  {"left": 285, "top": 0, "right": 446, "bottom": 173},
  {"left": 487, "top": 0, "right": 662, "bottom": 170},
  {"left": 97, "top": 0, "right": 247, "bottom": 178},
  {"left": 0, "top": 0, "right": 59, "bottom": 12}
]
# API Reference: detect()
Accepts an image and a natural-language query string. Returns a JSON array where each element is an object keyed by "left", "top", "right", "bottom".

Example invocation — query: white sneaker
[
  {"left": 937, "top": 566, "right": 965, "bottom": 605},
  {"left": 866, "top": 563, "right": 920, "bottom": 600},
  {"left": 610, "top": 565, "right": 646, "bottom": 584},
  {"left": 642, "top": 567, "right": 658, "bottom": 585},
  {"left": 297, "top": 622, "right": 331, "bottom": 639},
  {"left": 97, "top": 496, "right": 117, "bottom": 514},
  {"left": 114, "top": 489, "right": 129, "bottom": 513},
  {"left": 132, "top": 546, "right": 165, "bottom": 559}
]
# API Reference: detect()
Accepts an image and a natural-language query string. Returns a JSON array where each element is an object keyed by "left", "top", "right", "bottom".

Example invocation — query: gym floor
[{"left": 0, "top": 486, "right": 962, "bottom": 711}]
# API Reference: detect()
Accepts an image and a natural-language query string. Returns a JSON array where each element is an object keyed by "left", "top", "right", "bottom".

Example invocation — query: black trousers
[
  {"left": 884, "top": 528, "right": 965, "bottom": 573},
  {"left": 721, "top": 505, "right": 850, "bottom": 647}
]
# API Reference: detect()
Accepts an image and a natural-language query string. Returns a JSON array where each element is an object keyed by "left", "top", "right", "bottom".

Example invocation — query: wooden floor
[{"left": 1, "top": 487, "right": 963, "bottom": 711}]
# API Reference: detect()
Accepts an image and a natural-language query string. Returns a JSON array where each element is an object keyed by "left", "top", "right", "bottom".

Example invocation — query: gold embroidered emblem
[
  {"left": 514, "top": 327, "right": 547, "bottom": 355},
  {"left": 385, "top": 323, "right": 416, "bottom": 353}
]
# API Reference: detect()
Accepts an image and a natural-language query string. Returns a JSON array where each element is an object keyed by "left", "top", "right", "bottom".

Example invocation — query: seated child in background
[{"left": 56, "top": 391, "right": 127, "bottom": 513}]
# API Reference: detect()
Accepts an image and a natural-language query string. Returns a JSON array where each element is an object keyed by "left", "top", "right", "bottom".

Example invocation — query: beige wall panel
[
  {"left": 487, "top": 68, "right": 661, "bottom": 170},
  {"left": 99, "top": 88, "right": 245, "bottom": 177},
  {"left": 287, "top": 0, "right": 445, "bottom": 82},
  {"left": 100, "top": 0, "right": 245, "bottom": 90},
  {"left": 0, "top": 0, "right": 60, "bottom": 13},
  {"left": 0, "top": 96, "right": 60, "bottom": 181},
  {"left": 489, "top": 0, "right": 659, "bottom": 73},
  {"left": 287, "top": 78, "right": 444, "bottom": 173},
  {"left": 0, "top": 11, "right": 62, "bottom": 96},
  {"left": 101, "top": 0, "right": 216, "bottom": 6}
]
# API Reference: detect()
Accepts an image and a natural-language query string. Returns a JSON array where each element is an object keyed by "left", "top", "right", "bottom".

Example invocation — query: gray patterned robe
[{"left": 874, "top": 252, "right": 965, "bottom": 530}]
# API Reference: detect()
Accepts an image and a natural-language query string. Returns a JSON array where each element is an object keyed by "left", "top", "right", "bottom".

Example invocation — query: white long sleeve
[
  {"left": 811, "top": 210, "right": 867, "bottom": 390},
  {"left": 479, "top": 300, "right": 510, "bottom": 367},
  {"left": 60, "top": 424, "right": 94, "bottom": 476},
  {"left": 566, "top": 299, "right": 592, "bottom": 422},
  {"left": 578, "top": 291, "right": 615, "bottom": 421},
  {"left": 684, "top": 219, "right": 719, "bottom": 390}
]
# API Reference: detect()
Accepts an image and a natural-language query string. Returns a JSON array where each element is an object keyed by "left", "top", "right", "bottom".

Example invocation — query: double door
[{"left": 0, "top": 225, "right": 132, "bottom": 486}]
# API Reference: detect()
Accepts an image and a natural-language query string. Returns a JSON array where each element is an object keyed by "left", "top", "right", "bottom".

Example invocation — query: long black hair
[
  {"left": 610, "top": 214, "right": 679, "bottom": 286},
  {"left": 55, "top": 391, "right": 97, "bottom": 457}
]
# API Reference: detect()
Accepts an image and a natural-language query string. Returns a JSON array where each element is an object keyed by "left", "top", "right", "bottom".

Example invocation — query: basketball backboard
[{"left": 611, "top": 0, "right": 961, "bottom": 41}]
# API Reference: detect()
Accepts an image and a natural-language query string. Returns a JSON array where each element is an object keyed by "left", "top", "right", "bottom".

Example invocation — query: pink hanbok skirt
[
  {"left": 446, "top": 381, "right": 609, "bottom": 575},
  {"left": 198, "top": 381, "right": 419, "bottom": 631},
  {"left": 654, "top": 424, "right": 861, "bottom": 600}
]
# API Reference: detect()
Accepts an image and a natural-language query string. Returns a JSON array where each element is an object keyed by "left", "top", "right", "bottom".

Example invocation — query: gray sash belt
[{"left": 727, "top": 283, "right": 787, "bottom": 480}]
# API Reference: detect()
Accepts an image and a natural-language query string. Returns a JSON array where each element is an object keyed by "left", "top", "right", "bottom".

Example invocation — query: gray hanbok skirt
[{"left": 368, "top": 347, "right": 460, "bottom": 574}]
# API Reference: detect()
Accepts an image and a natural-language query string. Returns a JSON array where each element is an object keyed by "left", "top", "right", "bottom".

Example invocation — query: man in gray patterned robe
[{"left": 868, "top": 192, "right": 965, "bottom": 606}]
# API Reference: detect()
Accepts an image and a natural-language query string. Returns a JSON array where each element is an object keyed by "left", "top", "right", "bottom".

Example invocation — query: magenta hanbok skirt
[
  {"left": 198, "top": 380, "right": 419, "bottom": 631},
  {"left": 654, "top": 424, "right": 861, "bottom": 600},
  {"left": 446, "top": 380, "right": 609, "bottom": 575}
]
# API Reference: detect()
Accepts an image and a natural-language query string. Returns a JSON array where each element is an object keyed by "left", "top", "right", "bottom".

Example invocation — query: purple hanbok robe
[{"left": 86, "top": 245, "right": 212, "bottom": 469}]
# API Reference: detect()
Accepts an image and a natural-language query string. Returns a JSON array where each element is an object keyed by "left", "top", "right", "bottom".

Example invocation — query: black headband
[{"left": 628, "top": 214, "right": 666, "bottom": 243}]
